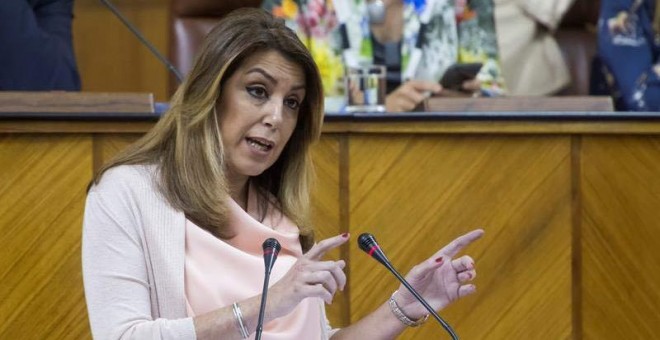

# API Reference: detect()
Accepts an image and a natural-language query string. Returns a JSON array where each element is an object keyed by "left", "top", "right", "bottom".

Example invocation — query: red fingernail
[
  {"left": 435, "top": 257, "right": 444, "bottom": 263},
  {"left": 342, "top": 233, "right": 349, "bottom": 238}
]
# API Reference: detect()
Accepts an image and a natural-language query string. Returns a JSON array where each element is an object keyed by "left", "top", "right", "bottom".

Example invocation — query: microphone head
[
  {"left": 358, "top": 233, "right": 378, "bottom": 253},
  {"left": 262, "top": 238, "right": 281, "bottom": 274},
  {"left": 262, "top": 237, "right": 281, "bottom": 253},
  {"left": 357, "top": 233, "right": 389, "bottom": 266},
  {"left": 261, "top": 237, "right": 282, "bottom": 256}
]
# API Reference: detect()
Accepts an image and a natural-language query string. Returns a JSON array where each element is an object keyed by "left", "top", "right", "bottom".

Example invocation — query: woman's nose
[{"left": 262, "top": 101, "right": 283, "bottom": 128}]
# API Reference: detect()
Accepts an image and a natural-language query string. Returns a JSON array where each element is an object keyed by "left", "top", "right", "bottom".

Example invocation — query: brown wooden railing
[{"left": 2, "top": 109, "right": 660, "bottom": 339}]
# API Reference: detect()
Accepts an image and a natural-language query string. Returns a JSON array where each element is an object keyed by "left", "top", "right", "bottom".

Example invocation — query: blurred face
[{"left": 216, "top": 49, "right": 306, "bottom": 183}]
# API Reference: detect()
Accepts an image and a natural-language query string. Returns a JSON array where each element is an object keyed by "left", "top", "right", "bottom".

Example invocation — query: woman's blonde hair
[{"left": 92, "top": 8, "right": 324, "bottom": 252}]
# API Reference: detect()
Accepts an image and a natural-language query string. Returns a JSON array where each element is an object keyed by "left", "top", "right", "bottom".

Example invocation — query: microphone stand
[
  {"left": 256, "top": 238, "right": 281, "bottom": 340},
  {"left": 255, "top": 269, "right": 272, "bottom": 340},
  {"left": 382, "top": 261, "right": 459, "bottom": 340},
  {"left": 99, "top": 0, "right": 184, "bottom": 82},
  {"left": 358, "top": 233, "right": 459, "bottom": 340}
]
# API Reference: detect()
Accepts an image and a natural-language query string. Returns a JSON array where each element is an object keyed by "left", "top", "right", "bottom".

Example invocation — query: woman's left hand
[{"left": 393, "top": 229, "right": 485, "bottom": 320}]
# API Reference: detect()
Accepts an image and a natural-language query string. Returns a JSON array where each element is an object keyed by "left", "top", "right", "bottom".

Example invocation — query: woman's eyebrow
[
  {"left": 245, "top": 67, "right": 305, "bottom": 90},
  {"left": 246, "top": 67, "right": 277, "bottom": 84}
]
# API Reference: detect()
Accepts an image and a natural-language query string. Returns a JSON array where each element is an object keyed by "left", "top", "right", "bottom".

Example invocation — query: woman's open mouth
[{"left": 246, "top": 137, "right": 274, "bottom": 152}]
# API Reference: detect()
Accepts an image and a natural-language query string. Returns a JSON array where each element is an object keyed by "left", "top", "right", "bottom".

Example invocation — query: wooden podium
[
  {"left": 0, "top": 91, "right": 155, "bottom": 116},
  {"left": 423, "top": 95, "right": 614, "bottom": 112},
  {"left": 2, "top": 94, "right": 660, "bottom": 340}
]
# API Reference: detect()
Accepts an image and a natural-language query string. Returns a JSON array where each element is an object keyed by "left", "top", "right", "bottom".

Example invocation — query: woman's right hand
[
  {"left": 386, "top": 80, "right": 442, "bottom": 112},
  {"left": 268, "top": 233, "right": 349, "bottom": 317}
]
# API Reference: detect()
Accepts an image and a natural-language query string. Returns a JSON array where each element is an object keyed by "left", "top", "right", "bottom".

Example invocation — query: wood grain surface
[
  {"left": 74, "top": 0, "right": 170, "bottom": 102},
  {"left": 348, "top": 134, "right": 573, "bottom": 339},
  {"left": 2, "top": 121, "right": 660, "bottom": 339},
  {"left": 310, "top": 135, "right": 349, "bottom": 327},
  {"left": 0, "top": 135, "right": 93, "bottom": 339},
  {"left": 0, "top": 92, "right": 153, "bottom": 114},
  {"left": 581, "top": 136, "right": 660, "bottom": 339},
  {"left": 424, "top": 96, "right": 614, "bottom": 112}
]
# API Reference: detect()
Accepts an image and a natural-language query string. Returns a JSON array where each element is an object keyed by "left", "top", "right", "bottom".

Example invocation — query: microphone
[
  {"left": 358, "top": 233, "right": 459, "bottom": 340},
  {"left": 99, "top": 0, "right": 184, "bottom": 83},
  {"left": 256, "top": 238, "right": 281, "bottom": 340}
]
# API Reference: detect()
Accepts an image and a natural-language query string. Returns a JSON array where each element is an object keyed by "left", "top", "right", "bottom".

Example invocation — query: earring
[{"left": 367, "top": 0, "right": 386, "bottom": 24}]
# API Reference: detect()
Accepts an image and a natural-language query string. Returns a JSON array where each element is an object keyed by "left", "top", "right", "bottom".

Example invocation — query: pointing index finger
[
  {"left": 438, "top": 229, "right": 484, "bottom": 258},
  {"left": 305, "top": 233, "right": 350, "bottom": 261}
]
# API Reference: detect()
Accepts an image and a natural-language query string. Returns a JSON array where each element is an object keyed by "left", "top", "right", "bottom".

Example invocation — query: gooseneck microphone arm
[
  {"left": 256, "top": 238, "right": 281, "bottom": 340},
  {"left": 358, "top": 233, "right": 459, "bottom": 340},
  {"left": 99, "top": 0, "right": 184, "bottom": 83}
]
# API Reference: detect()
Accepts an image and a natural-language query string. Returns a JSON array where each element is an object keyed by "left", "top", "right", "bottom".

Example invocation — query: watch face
[{"left": 367, "top": 0, "right": 386, "bottom": 24}]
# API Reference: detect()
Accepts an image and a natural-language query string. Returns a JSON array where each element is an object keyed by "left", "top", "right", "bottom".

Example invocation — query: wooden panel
[
  {"left": 94, "top": 134, "right": 143, "bottom": 172},
  {"left": 0, "top": 121, "right": 155, "bottom": 134},
  {"left": 3, "top": 119, "right": 660, "bottom": 135},
  {"left": 0, "top": 92, "right": 154, "bottom": 114},
  {"left": 0, "top": 135, "right": 93, "bottom": 339},
  {"left": 348, "top": 134, "right": 573, "bottom": 339},
  {"left": 310, "top": 135, "right": 349, "bottom": 327},
  {"left": 3, "top": 117, "right": 660, "bottom": 339},
  {"left": 424, "top": 96, "right": 614, "bottom": 112},
  {"left": 73, "top": 0, "right": 170, "bottom": 102},
  {"left": 581, "top": 136, "right": 660, "bottom": 339},
  {"left": 323, "top": 120, "right": 660, "bottom": 135}
]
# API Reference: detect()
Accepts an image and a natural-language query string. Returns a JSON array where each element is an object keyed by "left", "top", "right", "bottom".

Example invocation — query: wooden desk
[{"left": 2, "top": 112, "right": 660, "bottom": 339}]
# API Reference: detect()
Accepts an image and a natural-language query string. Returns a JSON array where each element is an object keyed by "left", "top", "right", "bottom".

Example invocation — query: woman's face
[{"left": 216, "top": 49, "right": 306, "bottom": 182}]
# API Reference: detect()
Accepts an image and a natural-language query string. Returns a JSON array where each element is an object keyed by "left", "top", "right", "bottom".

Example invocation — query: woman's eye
[
  {"left": 285, "top": 98, "right": 300, "bottom": 110},
  {"left": 247, "top": 86, "right": 267, "bottom": 98}
]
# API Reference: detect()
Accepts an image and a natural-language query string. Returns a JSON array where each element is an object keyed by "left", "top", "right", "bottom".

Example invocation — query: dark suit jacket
[
  {"left": 594, "top": 0, "right": 659, "bottom": 111},
  {"left": 0, "top": 0, "right": 81, "bottom": 90}
]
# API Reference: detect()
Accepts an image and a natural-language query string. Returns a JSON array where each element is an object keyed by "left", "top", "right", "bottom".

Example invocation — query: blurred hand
[
  {"left": 393, "top": 229, "right": 485, "bottom": 320},
  {"left": 461, "top": 78, "right": 481, "bottom": 92},
  {"left": 386, "top": 80, "right": 442, "bottom": 112},
  {"left": 268, "top": 234, "right": 349, "bottom": 317}
]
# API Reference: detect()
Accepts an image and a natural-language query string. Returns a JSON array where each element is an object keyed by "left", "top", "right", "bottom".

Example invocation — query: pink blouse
[{"left": 184, "top": 184, "right": 328, "bottom": 339}]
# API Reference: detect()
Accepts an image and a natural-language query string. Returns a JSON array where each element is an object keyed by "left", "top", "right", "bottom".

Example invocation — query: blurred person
[
  {"left": 494, "top": 0, "right": 576, "bottom": 96},
  {"left": 593, "top": 0, "right": 659, "bottom": 111},
  {"left": 264, "top": 0, "right": 505, "bottom": 112},
  {"left": 82, "top": 8, "right": 484, "bottom": 339},
  {"left": 0, "top": 0, "right": 81, "bottom": 91}
]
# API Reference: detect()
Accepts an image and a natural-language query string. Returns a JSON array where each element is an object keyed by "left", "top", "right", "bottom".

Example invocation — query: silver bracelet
[
  {"left": 232, "top": 302, "right": 249, "bottom": 339},
  {"left": 388, "top": 290, "right": 429, "bottom": 327}
]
